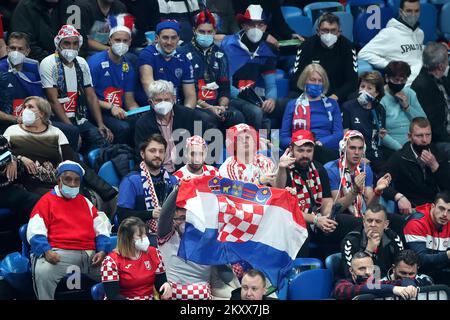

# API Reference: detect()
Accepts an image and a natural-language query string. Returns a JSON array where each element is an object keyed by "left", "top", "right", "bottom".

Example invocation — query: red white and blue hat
[
  {"left": 108, "top": 14, "right": 135, "bottom": 37},
  {"left": 236, "top": 4, "right": 267, "bottom": 24}
]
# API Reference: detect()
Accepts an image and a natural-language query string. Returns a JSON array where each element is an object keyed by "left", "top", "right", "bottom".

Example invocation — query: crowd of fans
[{"left": 0, "top": 0, "right": 449, "bottom": 300}]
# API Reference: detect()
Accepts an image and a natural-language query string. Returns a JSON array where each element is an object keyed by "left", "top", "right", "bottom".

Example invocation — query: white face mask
[
  {"left": 8, "top": 51, "right": 25, "bottom": 66},
  {"left": 153, "top": 101, "right": 173, "bottom": 115},
  {"left": 246, "top": 27, "right": 264, "bottom": 43},
  {"left": 320, "top": 33, "right": 338, "bottom": 48},
  {"left": 60, "top": 49, "right": 78, "bottom": 62},
  {"left": 134, "top": 236, "right": 150, "bottom": 252},
  {"left": 22, "top": 108, "right": 37, "bottom": 126},
  {"left": 444, "top": 65, "right": 449, "bottom": 78},
  {"left": 111, "top": 42, "right": 129, "bottom": 57}
]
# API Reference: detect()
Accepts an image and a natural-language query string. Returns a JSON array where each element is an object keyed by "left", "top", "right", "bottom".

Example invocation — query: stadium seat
[
  {"left": 109, "top": 235, "right": 118, "bottom": 252},
  {"left": 98, "top": 160, "right": 134, "bottom": 188},
  {"left": 303, "top": 2, "right": 344, "bottom": 22},
  {"left": 91, "top": 282, "right": 105, "bottom": 300},
  {"left": 281, "top": 6, "right": 303, "bottom": 29},
  {"left": 325, "top": 252, "right": 343, "bottom": 281},
  {"left": 419, "top": 3, "right": 438, "bottom": 43},
  {"left": 19, "top": 224, "right": 30, "bottom": 261},
  {"left": 441, "top": 3, "right": 450, "bottom": 39},
  {"left": 353, "top": 6, "right": 395, "bottom": 49},
  {"left": 388, "top": 0, "right": 429, "bottom": 12},
  {"left": 284, "top": 15, "right": 314, "bottom": 37},
  {"left": 276, "top": 78, "right": 290, "bottom": 99},
  {"left": 346, "top": 0, "right": 386, "bottom": 18},
  {"left": 287, "top": 268, "right": 333, "bottom": 300},
  {"left": 87, "top": 148, "right": 101, "bottom": 168},
  {"left": 429, "top": 0, "right": 450, "bottom": 5}
]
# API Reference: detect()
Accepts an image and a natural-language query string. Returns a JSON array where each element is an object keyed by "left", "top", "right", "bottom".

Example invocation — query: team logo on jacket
[
  {"left": 175, "top": 68, "right": 183, "bottom": 79},
  {"left": 144, "top": 261, "right": 151, "bottom": 270},
  {"left": 122, "top": 63, "right": 129, "bottom": 73},
  {"left": 217, "top": 195, "right": 264, "bottom": 243}
]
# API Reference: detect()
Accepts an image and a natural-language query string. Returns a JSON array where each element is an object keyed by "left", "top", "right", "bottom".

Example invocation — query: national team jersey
[
  {"left": 87, "top": 51, "right": 136, "bottom": 108},
  {"left": 136, "top": 44, "right": 194, "bottom": 103},
  {"left": 101, "top": 247, "right": 165, "bottom": 300},
  {"left": 173, "top": 164, "right": 219, "bottom": 181},
  {"left": 219, "top": 155, "right": 275, "bottom": 183}
]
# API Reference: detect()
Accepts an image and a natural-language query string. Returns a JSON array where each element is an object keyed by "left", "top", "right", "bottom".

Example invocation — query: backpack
[{"left": 93, "top": 144, "right": 135, "bottom": 179}]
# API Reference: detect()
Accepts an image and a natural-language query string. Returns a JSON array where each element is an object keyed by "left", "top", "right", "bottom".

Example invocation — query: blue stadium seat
[
  {"left": 333, "top": 11, "right": 354, "bottom": 41},
  {"left": 388, "top": 0, "right": 429, "bottom": 12},
  {"left": 303, "top": 2, "right": 344, "bottom": 22},
  {"left": 98, "top": 160, "right": 134, "bottom": 188},
  {"left": 87, "top": 148, "right": 101, "bottom": 168},
  {"left": 346, "top": 0, "right": 386, "bottom": 18},
  {"left": 429, "top": 0, "right": 450, "bottom": 5},
  {"left": 357, "top": 59, "right": 374, "bottom": 74},
  {"left": 276, "top": 78, "right": 290, "bottom": 99},
  {"left": 419, "top": 3, "right": 438, "bottom": 43},
  {"left": 353, "top": 6, "right": 395, "bottom": 49},
  {"left": 284, "top": 15, "right": 314, "bottom": 37},
  {"left": 109, "top": 235, "right": 117, "bottom": 252},
  {"left": 281, "top": 6, "right": 303, "bottom": 28},
  {"left": 325, "top": 252, "right": 343, "bottom": 281},
  {"left": 287, "top": 268, "right": 333, "bottom": 300},
  {"left": 441, "top": 3, "right": 450, "bottom": 39},
  {"left": 91, "top": 282, "right": 105, "bottom": 300}
]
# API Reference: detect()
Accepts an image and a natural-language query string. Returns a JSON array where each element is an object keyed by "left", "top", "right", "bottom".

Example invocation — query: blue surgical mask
[
  {"left": 305, "top": 83, "right": 323, "bottom": 98},
  {"left": 156, "top": 44, "right": 176, "bottom": 58},
  {"left": 60, "top": 183, "right": 79, "bottom": 199},
  {"left": 195, "top": 33, "right": 214, "bottom": 48}
]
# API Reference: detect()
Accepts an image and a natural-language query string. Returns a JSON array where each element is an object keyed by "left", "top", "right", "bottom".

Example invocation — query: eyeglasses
[{"left": 318, "top": 28, "right": 339, "bottom": 35}]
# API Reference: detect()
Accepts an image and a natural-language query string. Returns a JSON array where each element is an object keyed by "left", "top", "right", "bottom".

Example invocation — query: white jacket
[{"left": 358, "top": 18, "right": 424, "bottom": 85}]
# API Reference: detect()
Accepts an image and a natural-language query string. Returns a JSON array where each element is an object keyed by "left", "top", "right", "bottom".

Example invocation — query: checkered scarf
[
  {"left": 225, "top": 155, "right": 274, "bottom": 183},
  {"left": 140, "top": 161, "right": 162, "bottom": 233},
  {"left": 290, "top": 162, "right": 323, "bottom": 213},
  {"left": 338, "top": 157, "right": 363, "bottom": 217}
]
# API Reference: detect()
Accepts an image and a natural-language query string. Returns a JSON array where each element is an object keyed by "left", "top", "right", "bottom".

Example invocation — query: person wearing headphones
[{"left": 324, "top": 130, "right": 391, "bottom": 217}]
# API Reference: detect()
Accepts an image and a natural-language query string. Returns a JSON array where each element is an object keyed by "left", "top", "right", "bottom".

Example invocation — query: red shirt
[{"left": 101, "top": 247, "right": 166, "bottom": 300}]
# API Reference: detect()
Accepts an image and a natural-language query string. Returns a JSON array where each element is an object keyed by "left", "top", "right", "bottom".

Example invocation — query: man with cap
[
  {"left": 178, "top": 9, "right": 245, "bottom": 132},
  {"left": 88, "top": 14, "right": 139, "bottom": 145},
  {"left": 173, "top": 135, "right": 219, "bottom": 181},
  {"left": 27, "top": 160, "right": 111, "bottom": 300},
  {"left": 219, "top": 123, "right": 275, "bottom": 184},
  {"left": 40, "top": 25, "right": 113, "bottom": 153},
  {"left": 221, "top": 5, "right": 285, "bottom": 131},
  {"left": 137, "top": 20, "right": 196, "bottom": 109},
  {"left": 274, "top": 129, "right": 337, "bottom": 235}
]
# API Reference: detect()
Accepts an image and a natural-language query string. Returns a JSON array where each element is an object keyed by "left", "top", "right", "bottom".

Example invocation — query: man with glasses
[{"left": 290, "top": 13, "right": 358, "bottom": 102}]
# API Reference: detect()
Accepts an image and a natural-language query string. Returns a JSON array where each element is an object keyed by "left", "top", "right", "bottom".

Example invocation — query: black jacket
[
  {"left": 134, "top": 104, "right": 199, "bottom": 168},
  {"left": 383, "top": 142, "right": 450, "bottom": 207},
  {"left": 290, "top": 34, "right": 358, "bottom": 101},
  {"left": 341, "top": 227, "right": 404, "bottom": 279},
  {"left": 411, "top": 68, "right": 450, "bottom": 143}
]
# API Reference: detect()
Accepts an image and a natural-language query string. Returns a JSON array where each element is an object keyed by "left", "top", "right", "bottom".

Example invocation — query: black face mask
[
  {"left": 354, "top": 275, "right": 369, "bottom": 285},
  {"left": 412, "top": 143, "right": 430, "bottom": 156},
  {"left": 388, "top": 81, "right": 405, "bottom": 94}
]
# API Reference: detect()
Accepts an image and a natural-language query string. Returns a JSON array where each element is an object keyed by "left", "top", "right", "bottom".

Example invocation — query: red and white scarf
[
  {"left": 292, "top": 93, "right": 334, "bottom": 132},
  {"left": 225, "top": 155, "right": 274, "bottom": 183},
  {"left": 338, "top": 158, "right": 364, "bottom": 217},
  {"left": 140, "top": 161, "right": 160, "bottom": 233},
  {"left": 290, "top": 163, "right": 323, "bottom": 213}
]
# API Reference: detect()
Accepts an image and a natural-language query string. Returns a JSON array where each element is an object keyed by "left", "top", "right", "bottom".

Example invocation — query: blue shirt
[
  {"left": 324, "top": 159, "right": 374, "bottom": 191},
  {"left": 178, "top": 42, "right": 230, "bottom": 106},
  {"left": 87, "top": 51, "right": 136, "bottom": 108},
  {"left": 0, "top": 58, "right": 43, "bottom": 116},
  {"left": 280, "top": 98, "right": 343, "bottom": 150},
  {"left": 137, "top": 45, "right": 195, "bottom": 104},
  {"left": 117, "top": 170, "right": 178, "bottom": 211}
]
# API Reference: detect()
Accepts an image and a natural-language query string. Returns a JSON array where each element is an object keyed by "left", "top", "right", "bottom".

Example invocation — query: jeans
[{"left": 102, "top": 112, "right": 131, "bottom": 145}]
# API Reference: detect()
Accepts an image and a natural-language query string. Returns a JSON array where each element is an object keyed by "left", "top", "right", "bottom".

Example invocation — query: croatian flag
[{"left": 176, "top": 176, "right": 308, "bottom": 288}]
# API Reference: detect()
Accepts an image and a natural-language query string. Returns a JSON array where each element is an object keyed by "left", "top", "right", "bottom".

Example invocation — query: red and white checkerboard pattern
[
  {"left": 146, "top": 218, "right": 158, "bottom": 233},
  {"left": 217, "top": 196, "right": 264, "bottom": 243},
  {"left": 155, "top": 248, "right": 165, "bottom": 274},
  {"left": 170, "top": 282, "right": 211, "bottom": 300},
  {"left": 101, "top": 256, "right": 119, "bottom": 282}
]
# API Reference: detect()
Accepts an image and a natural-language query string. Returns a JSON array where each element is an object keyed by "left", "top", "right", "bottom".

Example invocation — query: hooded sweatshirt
[{"left": 358, "top": 18, "right": 424, "bottom": 85}]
